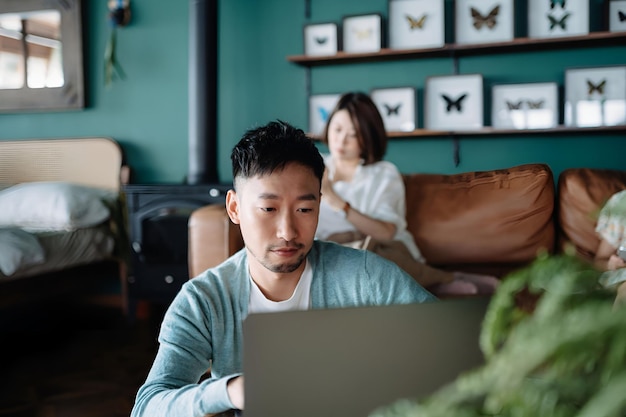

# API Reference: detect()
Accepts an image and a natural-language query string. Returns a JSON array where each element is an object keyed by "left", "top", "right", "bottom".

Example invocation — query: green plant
[{"left": 370, "top": 251, "right": 626, "bottom": 417}]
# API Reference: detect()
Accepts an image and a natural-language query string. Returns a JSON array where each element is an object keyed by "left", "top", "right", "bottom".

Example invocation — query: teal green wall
[{"left": 0, "top": 0, "right": 623, "bottom": 184}]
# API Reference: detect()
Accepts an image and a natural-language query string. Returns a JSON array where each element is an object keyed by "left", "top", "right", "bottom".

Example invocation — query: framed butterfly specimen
[
  {"left": 424, "top": 74, "right": 484, "bottom": 130},
  {"left": 565, "top": 65, "right": 626, "bottom": 127},
  {"left": 609, "top": 0, "right": 626, "bottom": 33},
  {"left": 370, "top": 87, "right": 417, "bottom": 132},
  {"left": 303, "top": 22, "right": 338, "bottom": 57},
  {"left": 388, "top": 0, "right": 445, "bottom": 50},
  {"left": 491, "top": 82, "right": 558, "bottom": 129},
  {"left": 455, "top": 0, "right": 514, "bottom": 45},
  {"left": 308, "top": 94, "right": 340, "bottom": 137},
  {"left": 528, "top": 0, "right": 588, "bottom": 39},
  {"left": 342, "top": 14, "right": 383, "bottom": 54}
]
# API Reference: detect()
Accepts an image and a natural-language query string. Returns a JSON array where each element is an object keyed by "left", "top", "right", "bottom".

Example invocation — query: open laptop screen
[{"left": 242, "top": 297, "right": 489, "bottom": 417}]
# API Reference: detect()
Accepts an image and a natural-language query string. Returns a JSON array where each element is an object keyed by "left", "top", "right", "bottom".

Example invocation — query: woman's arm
[{"left": 321, "top": 169, "right": 396, "bottom": 240}]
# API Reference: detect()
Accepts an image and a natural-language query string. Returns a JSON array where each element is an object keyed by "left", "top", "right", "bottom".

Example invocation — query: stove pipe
[{"left": 188, "top": 0, "right": 218, "bottom": 184}]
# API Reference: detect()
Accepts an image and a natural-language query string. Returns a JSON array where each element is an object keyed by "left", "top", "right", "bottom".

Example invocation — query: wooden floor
[{"left": 0, "top": 298, "right": 164, "bottom": 417}]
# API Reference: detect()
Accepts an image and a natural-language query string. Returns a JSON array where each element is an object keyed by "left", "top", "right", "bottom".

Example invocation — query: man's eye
[
  {"left": 298, "top": 208, "right": 313, "bottom": 213},
  {"left": 260, "top": 207, "right": 275, "bottom": 212}
]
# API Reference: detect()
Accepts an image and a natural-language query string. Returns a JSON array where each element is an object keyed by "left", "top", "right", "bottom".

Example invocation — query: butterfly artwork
[
  {"left": 587, "top": 79, "right": 607, "bottom": 96},
  {"left": 527, "top": 99, "right": 545, "bottom": 109},
  {"left": 470, "top": 5, "right": 500, "bottom": 30},
  {"left": 315, "top": 37, "right": 328, "bottom": 45},
  {"left": 383, "top": 103, "right": 402, "bottom": 116},
  {"left": 317, "top": 106, "right": 330, "bottom": 123},
  {"left": 548, "top": 13, "right": 570, "bottom": 30},
  {"left": 441, "top": 93, "right": 468, "bottom": 112},
  {"left": 506, "top": 100, "right": 523, "bottom": 110},
  {"left": 405, "top": 13, "right": 427, "bottom": 30},
  {"left": 619, "top": 10, "right": 626, "bottom": 22},
  {"left": 550, "top": 0, "right": 566, "bottom": 9},
  {"left": 353, "top": 27, "right": 373, "bottom": 40}
]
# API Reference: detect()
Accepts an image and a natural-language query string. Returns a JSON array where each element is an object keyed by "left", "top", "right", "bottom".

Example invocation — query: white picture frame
[
  {"left": 309, "top": 94, "right": 341, "bottom": 136},
  {"left": 455, "top": 0, "right": 515, "bottom": 45},
  {"left": 528, "top": 0, "right": 589, "bottom": 39},
  {"left": 342, "top": 14, "right": 383, "bottom": 53},
  {"left": 491, "top": 82, "right": 559, "bottom": 129},
  {"left": 609, "top": 0, "right": 626, "bottom": 33},
  {"left": 388, "top": 0, "right": 445, "bottom": 50},
  {"left": 564, "top": 65, "right": 626, "bottom": 127},
  {"left": 370, "top": 87, "right": 417, "bottom": 132},
  {"left": 425, "top": 74, "right": 484, "bottom": 130},
  {"left": 304, "top": 22, "right": 339, "bottom": 57}
]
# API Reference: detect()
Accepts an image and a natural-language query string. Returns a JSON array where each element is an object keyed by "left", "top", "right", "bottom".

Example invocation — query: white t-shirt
[
  {"left": 315, "top": 154, "right": 424, "bottom": 262},
  {"left": 248, "top": 260, "right": 313, "bottom": 313}
]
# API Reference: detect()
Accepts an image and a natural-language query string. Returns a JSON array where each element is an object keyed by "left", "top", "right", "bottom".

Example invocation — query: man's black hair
[{"left": 231, "top": 120, "right": 325, "bottom": 186}]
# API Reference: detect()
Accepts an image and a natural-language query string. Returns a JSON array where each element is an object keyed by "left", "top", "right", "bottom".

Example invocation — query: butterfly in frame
[
  {"left": 383, "top": 103, "right": 402, "bottom": 116},
  {"left": 405, "top": 13, "right": 427, "bottom": 30},
  {"left": 548, "top": 13, "right": 570, "bottom": 30},
  {"left": 317, "top": 106, "right": 330, "bottom": 123},
  {"left": 618, "top": 10, "right": 626, "bottom": 22},
  {"left": 526, "top": 99, "right": 545, "bottom": 109},
  {"left": 441, "top": 93, "right": 468, "bottom": 113},
  {"left": 550, "top": 0, "right": 566, "bottom": 9},
  {"left": 314, "top": 36, "right": 328, "bottom": 45},
  {"left": 470, "top": 5, "right": 500, "bottom": 30},
  {"left": 587, "top": 79, "right": 607, "bottom": 95},
  {"left": 353, "top": 27, "right": 373, "bottom": 40},
  {"left": 506, "top": 100, "right": 523, "bottom": 110}
]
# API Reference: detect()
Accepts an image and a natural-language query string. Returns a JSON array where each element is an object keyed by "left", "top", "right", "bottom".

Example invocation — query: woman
[
  {"left": 594, "top": 189, "right": 626, "bottom": 308},
  {"left": 315, "top": 91, "right": 498, "bottom": 296}
]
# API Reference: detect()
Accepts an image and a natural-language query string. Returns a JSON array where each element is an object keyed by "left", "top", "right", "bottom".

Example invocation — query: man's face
[{"left": 226, "top": 162, "right": 321, "bottom": 282}]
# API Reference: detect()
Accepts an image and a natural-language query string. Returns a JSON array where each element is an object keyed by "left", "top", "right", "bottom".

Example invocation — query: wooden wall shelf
[
  {"left": 385, "top": 124, "right": 626, "bottom": 139},
  {"left": 310, "top": 125, "right": 626, "bottom": 140},
  {"left": 287, "top": 31, "right": 626, "bottom": 67}
]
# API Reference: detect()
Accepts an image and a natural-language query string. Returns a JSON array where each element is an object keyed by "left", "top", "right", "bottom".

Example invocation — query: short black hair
[{"left": 231, "top": 120, "right": 325, "bottom": 187}]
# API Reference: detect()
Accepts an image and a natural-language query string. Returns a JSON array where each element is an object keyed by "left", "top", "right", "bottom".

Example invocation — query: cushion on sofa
[
  {"left": 403, "top": 164, "right": 555, "bottom": 270},
  {"left": 557, "top": 168, "right": 626, "bottom": 260}
]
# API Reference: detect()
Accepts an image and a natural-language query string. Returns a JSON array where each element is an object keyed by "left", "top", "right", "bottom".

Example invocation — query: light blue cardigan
[{"left": 131, "top": 240, "right": 436, "bottom": 417}]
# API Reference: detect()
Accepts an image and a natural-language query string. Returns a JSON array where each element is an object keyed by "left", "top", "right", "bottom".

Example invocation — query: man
[{"left": 131, "top": 120, "right": 436, "bottom": 417}]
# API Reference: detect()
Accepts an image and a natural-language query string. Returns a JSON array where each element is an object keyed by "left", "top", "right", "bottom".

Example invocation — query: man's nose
[{"left": 276, "top": 211, "right": 297, "bottom": 241}]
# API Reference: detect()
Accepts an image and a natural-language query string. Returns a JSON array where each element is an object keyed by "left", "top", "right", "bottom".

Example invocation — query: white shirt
[
  {"left": 316, "top": 154, "right": 424, "bottom": 262},
  {"left": 248, "top": 260, "right": 313, "bottom": 313}
]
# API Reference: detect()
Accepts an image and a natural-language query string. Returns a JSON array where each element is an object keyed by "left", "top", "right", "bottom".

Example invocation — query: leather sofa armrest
[
  {"left": 188, "top": 204, "right": 243, "bottom": 278},
  {"left": 557, "top": 168, "right": 626, "bottom": 260}
]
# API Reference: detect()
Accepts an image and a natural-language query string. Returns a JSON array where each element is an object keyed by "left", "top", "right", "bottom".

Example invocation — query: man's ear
[{"left": 225, "top": 189, "right": 241, "bottom": 225}]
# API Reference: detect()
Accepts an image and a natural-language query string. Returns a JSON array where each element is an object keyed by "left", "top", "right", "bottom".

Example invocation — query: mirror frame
[{"left": 0, "top": 0, "right": 84, "bottom": 113}]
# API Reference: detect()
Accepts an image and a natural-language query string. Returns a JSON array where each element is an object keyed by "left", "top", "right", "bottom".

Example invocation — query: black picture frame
[
  {"left": 342, "top": 13, "right": 384, "bottom": 53},
  {"left": 303, "top": 22, "right": 340, "bottom": 56},
  {"left": 370, "top": 86, "right": 417, "bottom": 132}
]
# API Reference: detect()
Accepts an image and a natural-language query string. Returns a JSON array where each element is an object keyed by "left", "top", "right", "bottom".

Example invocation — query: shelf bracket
[{"left": 452, "top": 136, "right": 460, "bottom": 167}]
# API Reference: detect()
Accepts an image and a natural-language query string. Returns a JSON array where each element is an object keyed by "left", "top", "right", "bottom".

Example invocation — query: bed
[{"left": 0, "top": 137, "right": 130, "bottom": 315}]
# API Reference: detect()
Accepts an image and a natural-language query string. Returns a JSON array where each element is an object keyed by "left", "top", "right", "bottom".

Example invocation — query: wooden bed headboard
[{"left": 0, "top": 137, "right": 126, "bottom": 191}]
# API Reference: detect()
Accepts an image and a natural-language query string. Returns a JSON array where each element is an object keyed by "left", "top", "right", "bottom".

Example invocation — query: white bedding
[
  {"left": 0, "top": 224, "right": 117, "bottom": 281},
  {"left": 0, "top": 181, "right": 122, "bottom": 281}
]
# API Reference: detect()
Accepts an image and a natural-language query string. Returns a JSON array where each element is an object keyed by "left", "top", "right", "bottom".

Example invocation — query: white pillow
[
  {"left": 0, "top": 182, "right": 116, "bottom": 231},
  {"left": 0, "top": 227, "right": 45, "bottom": 276}
]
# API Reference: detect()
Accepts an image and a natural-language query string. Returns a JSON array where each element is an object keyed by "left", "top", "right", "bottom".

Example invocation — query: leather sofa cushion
[
  {"left": 403, "top": 164, "right": 555, "bottom": 267},
  {"left": 557, "top": 168, "right": 626, "bottom": 260}
]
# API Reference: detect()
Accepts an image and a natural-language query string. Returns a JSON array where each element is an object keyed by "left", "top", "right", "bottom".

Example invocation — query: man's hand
[{"left": 227, "top": 376, "right": 244, "bottom": 410}]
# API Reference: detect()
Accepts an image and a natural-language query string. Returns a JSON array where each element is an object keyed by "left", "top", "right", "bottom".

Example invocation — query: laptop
[{"left": 242, "top": 297, "right": 490, "bottom": 417}]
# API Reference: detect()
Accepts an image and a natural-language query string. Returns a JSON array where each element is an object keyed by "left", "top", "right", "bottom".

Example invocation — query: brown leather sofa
[{"left": 188, "top": 163, "right": 626, "bottom": 280}]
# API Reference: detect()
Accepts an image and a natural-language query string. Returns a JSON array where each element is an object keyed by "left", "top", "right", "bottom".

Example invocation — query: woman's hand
[
  {"left": 607, "top": 254, "right": 626, "bottom": 271},
  {"left": 321, "top": 169, "right": 343, "bottom": 211}
]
